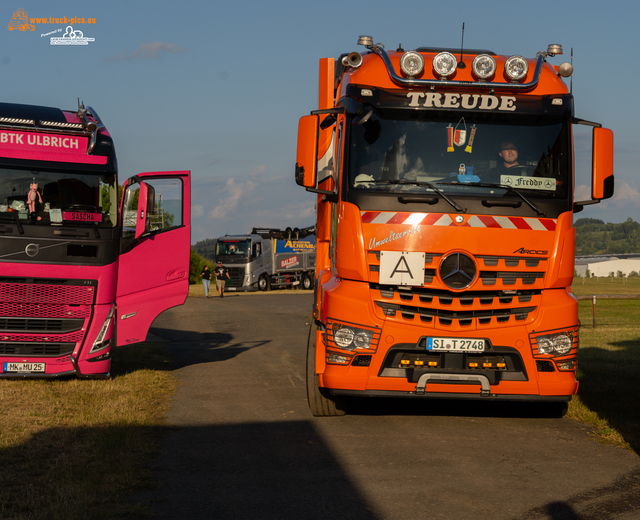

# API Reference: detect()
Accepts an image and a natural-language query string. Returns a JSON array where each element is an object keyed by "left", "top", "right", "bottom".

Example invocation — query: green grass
[
  {"left": 0, "top": 343, "right": 175, "bottom": 520},
  {"left": 572, "top": 275, "right": 640, "bottom": 296},
  {"left": 566, "top": 297, "right": 640, "bottom": 451}
]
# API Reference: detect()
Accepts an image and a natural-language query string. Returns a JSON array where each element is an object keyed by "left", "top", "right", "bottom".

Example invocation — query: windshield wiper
[
  {"left": 366, "top": 179, "right": 465, "bottom": 213},
  {"left": 0, "top": 212, "right": 24, "bottom": 235},
  {"left": 440, "top": 181, "right": 546, "bottom": 217}
]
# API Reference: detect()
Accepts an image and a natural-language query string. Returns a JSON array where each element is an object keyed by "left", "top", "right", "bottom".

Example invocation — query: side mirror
[
  {"left": 135, "top": 181, "right": 155, "bottom": 239},
  {"left": 295, "top": 115, "right": 319, "bottom": 188},
  {"left": 592, "top": 127, "right": 614, "bottom": 200}
]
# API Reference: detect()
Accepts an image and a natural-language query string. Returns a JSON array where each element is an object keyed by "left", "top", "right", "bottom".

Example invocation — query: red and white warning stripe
[{"left": 360, "top": 211, "right": 556, "bottom": 231}]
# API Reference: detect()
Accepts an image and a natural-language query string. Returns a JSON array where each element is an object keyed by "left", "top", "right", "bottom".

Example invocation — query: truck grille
[
  {"left": 372, "top": 284, "right": 540, "bottom": 329},
  {"left": 0, "top": 278, "right": 94, "bottom": 357},
  {"left": 226, "top": 267, "right": 245, "bottom": 288},
  {"left": 0, "top": 317, "right": 84, "bottom": 333},
  {"left": 367, "top": 251, "right": 547, "bottom": 289},
  {"left": 0, "top": 342, "right": 75, "bottom": 357},
  {"left": 0, "top": 279, "right": 95, "bottom": 305}
]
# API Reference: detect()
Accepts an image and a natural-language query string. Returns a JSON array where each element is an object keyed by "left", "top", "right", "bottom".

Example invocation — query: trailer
[{"left": 215, "top": 226, "right": 315, "bottom": 291}]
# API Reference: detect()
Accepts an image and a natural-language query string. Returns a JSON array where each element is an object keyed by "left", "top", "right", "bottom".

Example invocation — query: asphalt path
[{"left": 138, "top": 292, "right": 640, "bottom": 519}]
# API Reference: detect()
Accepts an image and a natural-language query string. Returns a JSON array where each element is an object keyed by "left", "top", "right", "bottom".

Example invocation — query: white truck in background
[{"left": 215, "top": 226, "right": 316, "bottom": 291}]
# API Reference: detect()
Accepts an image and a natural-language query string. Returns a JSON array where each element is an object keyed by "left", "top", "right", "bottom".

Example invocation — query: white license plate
[
  {"left": 427, "top": 337, "right": 485, "bottom": 352},
  {"left": 227, "top": 287, "right": 236, "bottom": 291},
  {"left": 3, "top": 362, "right": 46, "bottom": 373}
]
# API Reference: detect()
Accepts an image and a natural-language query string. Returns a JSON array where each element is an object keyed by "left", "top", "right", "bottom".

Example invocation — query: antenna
[
  {"left": 570, "top": 48, "right": 573, "bottom": 95},
  {"left": 458, "top": 22, "right": 466, "bottom": 68}
]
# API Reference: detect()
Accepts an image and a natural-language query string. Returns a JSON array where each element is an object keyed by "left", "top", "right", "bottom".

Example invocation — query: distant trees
[
  {"left": 189, "top": 248, "right": 214, "bottom": 285},
  {"left": 575, "top": 217, "right": 640, "bottom": 255}
]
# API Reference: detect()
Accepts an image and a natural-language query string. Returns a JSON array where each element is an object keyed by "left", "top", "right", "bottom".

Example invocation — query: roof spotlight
[
  {"left": 400, "top": 51, "right": 424, "bottom": 77},
  {"left": 472, "top": 54, "right": 496, "bottom": 80},
  {"left": 433, "top": 51, "right": 457, "bottom": 78},
  {"left": 504, "top": 55, "right": 529, "bottom": 81},
  {"left": 558, "top": 62, "right": 574, "bottom": 78}
]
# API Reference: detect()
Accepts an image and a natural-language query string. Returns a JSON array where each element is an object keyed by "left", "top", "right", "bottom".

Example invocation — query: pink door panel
[{"left": 116, "top": 171, "right": 190, "bottom": 346}]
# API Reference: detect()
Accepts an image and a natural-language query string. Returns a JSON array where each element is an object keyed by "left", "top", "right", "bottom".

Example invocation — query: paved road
[{"left": 139, "top": 293, "right": 640, "bottom": 519}]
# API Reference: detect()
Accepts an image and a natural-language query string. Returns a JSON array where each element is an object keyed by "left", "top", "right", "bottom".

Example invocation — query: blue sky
[{"left": 2, "top": 0, "right": 638, "bottom": 243}]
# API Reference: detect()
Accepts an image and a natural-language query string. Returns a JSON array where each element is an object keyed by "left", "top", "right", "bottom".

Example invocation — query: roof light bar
[
  {"left": 433, "top": 51, "right": 457, "bottom": 78},
  {"left": 472, "top": 54, "right": 496, "bottom": 80},
  {"left": 0, "top": 117, "right": 35, "bottom": 125},
  {"left": 504, "top": 55, "right": 529, "bottom": 81},
  {"left": 400, "top": 51, "right": 424, "bottom": 77},
  {"left": 40, "top": 120, "right": 85, "bottom": 130}
]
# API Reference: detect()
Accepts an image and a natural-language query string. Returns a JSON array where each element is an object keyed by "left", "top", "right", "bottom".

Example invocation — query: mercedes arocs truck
[{"left": 295, "top": 36, "right": 614, "bottom": 415}]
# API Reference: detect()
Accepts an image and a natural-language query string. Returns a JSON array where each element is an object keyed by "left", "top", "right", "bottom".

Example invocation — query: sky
[{"left": 2, "top": 0, "right": 638, "bottom": 244}]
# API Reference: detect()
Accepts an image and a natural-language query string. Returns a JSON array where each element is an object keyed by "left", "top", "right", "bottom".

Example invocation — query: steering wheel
[
  {"left": 506, "top": 165, "right": 537, "bottom": 176},
  {"left": 68, "top": 204, "right": 97, "bottom": 212}
]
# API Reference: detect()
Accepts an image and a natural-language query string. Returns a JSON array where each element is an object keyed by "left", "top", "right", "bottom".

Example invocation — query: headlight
[
  {"left": 400, "top": 51, "right": 424, "bottom": 77},
  {"left": 472, "top": 54, "right": 496, "bottom": 79},
  {"left": 330, "top": 324, "right": 374, "bottom": 351},
  {"left": 334, "top": 327, "right": 355, "bottom": 348},
  {"left": 504, "top": 55, "right": 528, "bottom": 81},
  {"left": 536, "top": 333, "right": 573, "bottom": 356},
  {"left": 90, "top": 305, "right": 115, "bottom": 353},
  {"left": 433, "top": 52, "right": 457, "bottom": 78}
]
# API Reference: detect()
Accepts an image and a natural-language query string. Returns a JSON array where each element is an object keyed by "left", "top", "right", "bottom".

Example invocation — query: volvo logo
[
  {"left": 440, "top": 252, "right": 477, "bottom": 290},
  {"left": 25, "top": 243, "right": 40, "bottom": 257}
]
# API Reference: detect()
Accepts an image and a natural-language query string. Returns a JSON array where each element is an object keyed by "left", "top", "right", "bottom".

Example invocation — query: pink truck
[{"left": 0, "top": 101, "right": 190, "bottom": 378}]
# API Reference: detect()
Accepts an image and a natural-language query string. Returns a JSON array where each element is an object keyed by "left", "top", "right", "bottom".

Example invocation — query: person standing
[
  {"left": 200, "top": 265, "right": 212, "bottom": 298},
  {"left": 214, "top": 261, "right": 230, "bottom": 298}
]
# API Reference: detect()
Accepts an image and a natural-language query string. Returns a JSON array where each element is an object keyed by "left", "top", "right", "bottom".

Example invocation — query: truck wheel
[
  {"left": 302, "top": 274, "right": 313, "bottom": 290},
  {"left": 306, "top": 323, "right": 347, "bottom": 416},
  {"left": 258, "top": 274, "right": 270, "bottom": 292}
]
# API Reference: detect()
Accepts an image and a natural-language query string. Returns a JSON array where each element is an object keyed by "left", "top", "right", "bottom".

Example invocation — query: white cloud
[
  {"left": 611, "top": 180, "right": 640, "bottom": 205},
  {"left": 574, "top": 184, "right": 590, "bottom": 201},
  {"left": 208, "top": 178, "right": 256, "bottom": 220},
  {"left": 106, "top": 42, "right": 188, "bottom": 62},
  {"left": 575, "top": 180, "right": 640, "bottom": 207},
  {"left": 250, "top": 165, "right": 267, "bottom": 179},
  {"left": 192, "top": 205, "right": 204, "bottom": 218}
]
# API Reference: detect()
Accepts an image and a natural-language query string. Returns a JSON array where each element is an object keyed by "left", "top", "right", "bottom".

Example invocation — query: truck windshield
[
  {"left": 348, "top": 110, "right": 569, "bottom": 199},
  {"left": 0, "top": 168, "right": 118, "bottom": 227},
  {"left": 216, "top": 239, "right": 251, "bottom": 257}
]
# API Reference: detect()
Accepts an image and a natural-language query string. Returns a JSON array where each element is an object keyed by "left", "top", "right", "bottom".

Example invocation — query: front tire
[
  {"left": 306, "top": 323, "right": 347, "bottom": 416},
  {"left": 258, "top": 275, "right": 270, "bottom": 292},
  {"left": 302, "top": 274, "right": 313, "bottom": 290}
]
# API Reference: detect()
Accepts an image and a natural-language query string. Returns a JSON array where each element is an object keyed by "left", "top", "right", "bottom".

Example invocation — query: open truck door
[{"left": 116, "top": 171, "right": 191, "bottom": 345}]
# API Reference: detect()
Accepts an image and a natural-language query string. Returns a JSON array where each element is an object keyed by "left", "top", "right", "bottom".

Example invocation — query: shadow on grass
[
  {"left": 576, "top": 338, "right": 640, "bottom": 454},
  {"left": 0, "top": 421, "right": 379, "bottom": 520}
]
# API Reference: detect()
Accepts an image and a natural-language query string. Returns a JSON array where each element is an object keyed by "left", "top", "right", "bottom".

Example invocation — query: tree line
[{"left": 575, "top": 217, "right": 640, "bottom": 256}]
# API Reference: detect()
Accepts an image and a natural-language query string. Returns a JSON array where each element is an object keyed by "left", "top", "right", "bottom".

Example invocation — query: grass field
[
  {"left": 572, "top": 275, "right": 640, "bottom": 295},
  {"left": 567, "top": 276, "right": 640, "bottom": 451},
  {"left": 0, "top": 343, "right": 175, "bottom": 520}
]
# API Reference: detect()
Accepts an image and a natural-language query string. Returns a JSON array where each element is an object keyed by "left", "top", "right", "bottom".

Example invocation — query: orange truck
[{"left": 295, "top": 36, "right": 614, "bottom": 416}]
